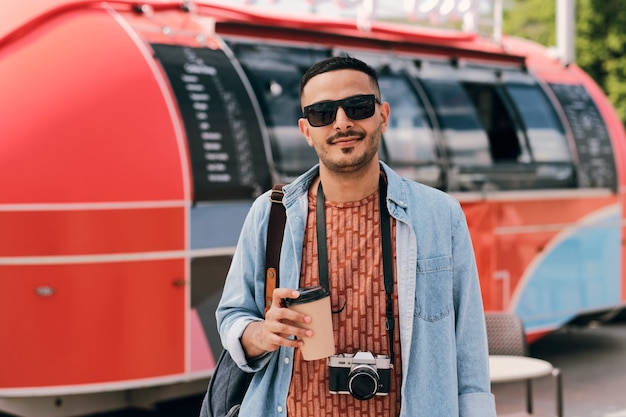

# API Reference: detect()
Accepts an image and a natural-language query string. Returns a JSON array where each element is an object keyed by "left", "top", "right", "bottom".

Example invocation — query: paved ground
[
  {"left": 3, "top": 317, "right": 625, "bottom": 417},
  {"left": 106, "top": 315, "right": 626, "bottom": 417},
  {"left": 493, "top": 315, "right": 626, "bottom": 417}
]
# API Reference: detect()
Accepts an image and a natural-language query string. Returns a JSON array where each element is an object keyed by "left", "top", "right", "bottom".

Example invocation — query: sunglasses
[{"left": 302, "top": 94, "right": 380, "bottom": 127}]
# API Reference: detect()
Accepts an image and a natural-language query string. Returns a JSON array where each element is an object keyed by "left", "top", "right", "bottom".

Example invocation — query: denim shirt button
[
  {"left": 277, "top": 405, "right": 284, "bottom": 413},
  {"left": 284, "top": 357, "right": 290, "bottom": 364}
]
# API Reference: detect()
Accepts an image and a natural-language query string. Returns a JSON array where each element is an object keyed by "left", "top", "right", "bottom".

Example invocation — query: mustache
[{"left": 327, "top": 130, "right": 366, "bottom": 144}]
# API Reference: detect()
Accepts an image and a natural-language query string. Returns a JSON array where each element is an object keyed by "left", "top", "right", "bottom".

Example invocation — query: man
[{"left": 211, "top": 56, "right": 496, "bottom": 416}]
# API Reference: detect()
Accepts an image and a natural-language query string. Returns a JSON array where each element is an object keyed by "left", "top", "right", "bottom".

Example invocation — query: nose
[{"left": 333, "top": 106, "right": 354, "bottom": 130}]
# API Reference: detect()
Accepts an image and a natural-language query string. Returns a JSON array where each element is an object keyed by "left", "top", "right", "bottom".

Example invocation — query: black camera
[{"left": 328, "top": 351, "right": 393, "bottom": 400}]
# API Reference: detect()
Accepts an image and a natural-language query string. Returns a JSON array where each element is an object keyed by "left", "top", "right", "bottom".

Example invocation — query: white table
[
  {"left": 489, "top": 355, "right": 554, "bottom": 383},
  {"left": 489, "top": 355, "right": 563, "bottom": 417}
]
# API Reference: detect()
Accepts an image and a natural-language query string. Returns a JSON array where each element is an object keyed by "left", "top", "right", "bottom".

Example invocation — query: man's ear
[
  {"left": 379, "top": 101, "right": 390, "bottom": 134},
  {"left": 298, "top": 118, "right": 314, "bottom": 147}
]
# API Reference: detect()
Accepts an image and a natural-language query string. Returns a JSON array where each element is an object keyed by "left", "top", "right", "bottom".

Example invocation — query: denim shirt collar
[{"left": 282, "top": 161, "right": 409, "bottom": 220}]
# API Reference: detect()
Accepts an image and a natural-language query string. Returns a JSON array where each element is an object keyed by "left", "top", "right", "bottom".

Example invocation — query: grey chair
[{"left": 485, "top": 312, "right": 563, "bottom": 417}]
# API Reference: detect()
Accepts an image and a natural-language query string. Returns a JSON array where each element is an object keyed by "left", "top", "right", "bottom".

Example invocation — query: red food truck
[{"left": 1, "top": 1, "right": 624, "bottom": 415}]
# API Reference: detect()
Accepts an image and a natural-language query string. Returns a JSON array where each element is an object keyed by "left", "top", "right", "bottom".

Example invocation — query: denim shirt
[{"left": 216, "top": 162, "right": 496, "bottom": 417}]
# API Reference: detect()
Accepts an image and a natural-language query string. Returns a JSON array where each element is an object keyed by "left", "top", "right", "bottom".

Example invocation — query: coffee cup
[{"left": 283, "top": 285, "right": 336, "bottom": 360}]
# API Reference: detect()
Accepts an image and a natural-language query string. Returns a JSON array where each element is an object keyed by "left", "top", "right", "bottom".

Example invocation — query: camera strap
[{"left": 316, "top": 174, "right": 395, "bottom": 363}]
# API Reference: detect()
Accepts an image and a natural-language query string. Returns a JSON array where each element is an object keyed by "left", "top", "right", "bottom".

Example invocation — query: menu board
[
  {"left": 548, "top": 83, "right": 617, "bottom": 190},
  {"left": 152, "top": 43, "right": 270, "bottom": 201}
]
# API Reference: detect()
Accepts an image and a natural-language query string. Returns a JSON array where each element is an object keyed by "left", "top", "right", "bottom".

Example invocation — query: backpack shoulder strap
[{"left": 265, "top": 184, "right": 286, "bottom": 312}]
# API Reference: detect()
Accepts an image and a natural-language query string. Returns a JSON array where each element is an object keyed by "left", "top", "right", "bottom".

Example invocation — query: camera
[{"left": 328, "top": 351, "right": 393, "bottom": 400}]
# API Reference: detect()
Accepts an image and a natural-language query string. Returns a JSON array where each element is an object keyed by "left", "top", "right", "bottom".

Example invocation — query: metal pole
[
  {"left": 556, "top": 0, "right": 575, "bottom": 65},
  {"left": 493, "top": 0, "right": 503, "bottom": 44}
]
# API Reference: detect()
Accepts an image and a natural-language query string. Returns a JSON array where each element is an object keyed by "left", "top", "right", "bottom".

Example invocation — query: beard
[{"left": 316, "top": 124, "right": 383, "bottom": 174}]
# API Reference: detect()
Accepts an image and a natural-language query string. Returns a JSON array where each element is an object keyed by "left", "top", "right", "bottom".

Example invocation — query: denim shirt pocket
[{"left": 414, "top": 255, "right": 453, "bottom": 322}]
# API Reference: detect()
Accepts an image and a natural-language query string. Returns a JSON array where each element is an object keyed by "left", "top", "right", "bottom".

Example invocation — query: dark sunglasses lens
[
  {"left": 307, "top": 103, "right": 338, "bottom": 127},
  {"left": 304, "top": 95, "right": 377, "bottom": 127},
  {"left": 343, "top": 96, "right": 376, "bottom": 120}
]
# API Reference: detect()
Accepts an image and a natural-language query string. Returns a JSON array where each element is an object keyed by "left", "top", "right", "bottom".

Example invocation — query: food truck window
[
  {"left": 230, "top": 42, "right": 329, "bottom": 181},
  {"left": 457, "top": 79, "right": 575, "bottom": 190},
  {"left": 151, "top": 43, "right": 270, "bottom": 201},
  {"left": 548, "top": 83, "right": 617, "bottom": 190},
  {"left": 506, "top": 84, "right": 571, "bottom": 163},
  {"left": 462, "top": 83, "right": 527, "bottom": 163},
  {"left": 378, "top": 73, "right": 442, "bottom": 188},
  {"left": 419, "top": 78, "right": 491, "bottom": 168},
  {"left": 417, "top": 71, "right": 493, "bottom": 191}
]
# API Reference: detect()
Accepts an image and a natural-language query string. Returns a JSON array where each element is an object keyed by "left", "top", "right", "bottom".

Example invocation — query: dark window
[
  {"left": 463, "top": 83, "right": 527, "bottom": 163},
  {"left": 419, "top": 78, "right": 492, "bottom": 168},
  {"left": 378, "top": 73, "right": 441, "bottom": 187},
  {"left": 230, "top": 42, "right": 329, "bottom": 180},
  {"left": 418, "top": 63, "right": 576, "bottom": 191},
  {"left": 548, "top": 83, "right": 617, "bottom": 190},
  {"left": 506, "top": 85, "right": 571, "bottom": 162},
  {"left": 152, "top": 43, "right": 271, "bottom": 201}
]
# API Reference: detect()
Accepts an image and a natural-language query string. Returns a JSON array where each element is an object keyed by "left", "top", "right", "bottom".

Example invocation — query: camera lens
[{"left": 348, "top": 365, "right": 379, "bottom": 400}]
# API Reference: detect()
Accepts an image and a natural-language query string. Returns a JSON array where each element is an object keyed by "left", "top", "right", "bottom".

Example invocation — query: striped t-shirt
[{"left": 286, "top": 188, "right": 401, "bottom": 417}]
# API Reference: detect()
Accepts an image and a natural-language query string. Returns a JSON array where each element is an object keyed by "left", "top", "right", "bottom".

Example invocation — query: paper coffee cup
[{"left": 284, "top": 286, "right": 336, "bottom": 361}]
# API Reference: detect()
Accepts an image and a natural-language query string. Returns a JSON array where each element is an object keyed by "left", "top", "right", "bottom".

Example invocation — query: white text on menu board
[{"left": 181, "top": 48, "right": 254, "bottom": 186}]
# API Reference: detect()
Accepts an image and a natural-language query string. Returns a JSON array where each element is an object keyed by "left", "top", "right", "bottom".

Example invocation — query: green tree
[
  {"left": 502, "top": 0, "right": 555, "bottom": 47},
  {"left": 577, "top": 0, "right": 626, "bottom": 123},
  {"left": 503, "top": 0, "right": 626, "bottom": 123}
]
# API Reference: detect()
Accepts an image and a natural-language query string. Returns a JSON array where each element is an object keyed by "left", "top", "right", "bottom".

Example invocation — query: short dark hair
[{"left": 299, "top": 56, "right": 380, "bottom": 99}]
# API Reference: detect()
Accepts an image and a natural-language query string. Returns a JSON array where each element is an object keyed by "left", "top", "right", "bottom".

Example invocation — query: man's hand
[{"left": 241, "top": 288, "right": 312, "bottom": 359}]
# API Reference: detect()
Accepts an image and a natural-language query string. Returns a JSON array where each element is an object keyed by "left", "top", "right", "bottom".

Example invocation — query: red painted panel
[
  {"left": 0, "top": 7, "right": 185, "bottom": 204},
  {"left": 494, "top": 197, "right": 615, "bottom": 227},
  {"left": 464, "top": 195, "right": 620, "bottom": 312},
  {"left": 0, "top": 208, "right": 185, "bottom": 256},
  {"left": 461, "top": 202, "right": 496, "bottom": 309},
  {"left": 0, "top": 259, "right": 185, "bottom": 387}
]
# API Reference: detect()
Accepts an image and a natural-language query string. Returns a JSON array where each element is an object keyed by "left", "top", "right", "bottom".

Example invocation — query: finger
[
  {"left": 266, "top": 317, "right": 313, "bottom": 340},
  {"left": 266, "top": 302, "right": 310, "bottom": 324},
  {"left": 267, "top": 289, "right": 312, "bottom": 326},
  {"left": 258, "top": 322, "right": 307, "bottom": 351},
  {"left": 267, "top": 332, "right": 303, "bottom": 350},
  {"left": 272, "top": 287, "right": 300, "bottom": 308}
]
